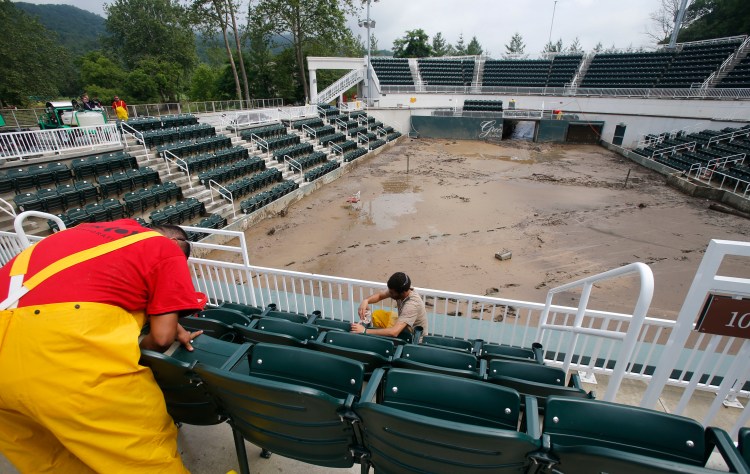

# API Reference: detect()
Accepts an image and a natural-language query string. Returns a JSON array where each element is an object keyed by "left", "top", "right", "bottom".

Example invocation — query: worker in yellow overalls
[{"left": 0, "top": 220, "right": 205, "bottom": 473}]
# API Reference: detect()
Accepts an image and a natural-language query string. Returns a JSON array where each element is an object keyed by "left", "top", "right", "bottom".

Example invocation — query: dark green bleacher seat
[
  {"left": 196, "top": 308, "right": 252, "bottom": 327},
  {"left": 480, "top": 341, "right": 545, "bottom": 364},
  {"left": 140, "top": 335, "right": 251, "bottom": 425},
  {"left": 234, "top": 318, "right": 318, "bottom": 347},
  {"left": 310, "top": 316, "right": 351, "bottom": 332},
  {"left": 259, "top": 304, "right": 310, "bottom": 324},
  {"left": 536, "top": 396, "right": 749, "bottom": 473},
  {"left": 739, "top": 427, "right": 750, "bottom": 466},
  {"left": 420, "top": 334, "right": 476, "bottom": 353},
  {"left": 308, "top": 330, "right": 395, "bottom": 375},
  {"left": 487, "top": 359, "right": 593, "bottom": 408},
  {"left": 14, "top": 192, "right": 44, "bottom": 212},
  {"left": 392, "top": 344, "right": 485, "bottom": 379},
  {"left": 356, "top": 368, "right": 541, "bottom": 474},
  {"left": 181, "top": 315, "right": 241, "bottom": 343},
  {"left": 219, "top": 302, "right": 264, "bottom": 317},
  {"left": 194, "top": 344, "right": 365, "bottom": 472}
]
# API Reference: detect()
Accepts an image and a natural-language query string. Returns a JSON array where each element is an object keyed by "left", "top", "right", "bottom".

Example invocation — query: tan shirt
[{"left": 396, "top": 290, "right": 428, "bottom": 335}]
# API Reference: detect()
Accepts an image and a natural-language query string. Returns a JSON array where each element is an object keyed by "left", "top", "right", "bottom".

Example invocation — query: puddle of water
[{"left": 359, "top": 192, "right": 422, "bottom": 230}]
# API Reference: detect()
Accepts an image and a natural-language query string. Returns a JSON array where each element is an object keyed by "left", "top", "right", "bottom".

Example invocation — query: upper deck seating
[
  {"left": 483, "top": 59, "right": 551, "bottom": 87},
  {"left": 658, "top": 39, "right": 742, "bottom": 88},
  {"left": 581, "top": 51, "right": 675, "bottom": 88},
  {"left": 418, "top": 58, "right": 475, "bottom": 86},
  {"left": 719, "top": 54, "right": 750, "bottom": 89},
  {"left": 547, "top": 54, "right": 583, "bottom": 86},
  {"left": 371, "top": 57, "right": 414, "bottom": 85}
]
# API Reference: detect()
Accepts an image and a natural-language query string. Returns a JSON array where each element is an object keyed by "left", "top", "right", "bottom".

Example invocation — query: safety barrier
[{"left": 0, "top": 123, "right": 121, "bottom": 161}]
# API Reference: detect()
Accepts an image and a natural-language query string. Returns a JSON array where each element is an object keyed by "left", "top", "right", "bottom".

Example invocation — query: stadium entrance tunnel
[{"left": 503, "top": 120, "right": 536, "bottom": 140}]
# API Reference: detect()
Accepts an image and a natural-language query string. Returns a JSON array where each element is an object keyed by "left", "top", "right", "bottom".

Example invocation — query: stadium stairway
[{"left": 707, "top": 38, "right": 750, "bottom": 88}]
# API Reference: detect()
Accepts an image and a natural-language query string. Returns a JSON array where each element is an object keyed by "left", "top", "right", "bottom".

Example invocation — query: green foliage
[
  {"left": 567, "top": 37, "right": 583, "bottom": 53},
  {"left": 454, "top": 34, "right": 466, "bottom": 55},
  {"left": 104, "top": 0, "right": 197, "bottom": 74},
  {"left": 543, "top": 39, "right": 564, "bottom": 53},
  {"left": 248, "top": 0, "right": 356, "bottom": 101},
  {"left": 678, "top": 0, "right": 750, "bottom": 42},
  {"left": 504, "top": 33, "right": 526, "bottom": 57},
  {"left": 431, "top": 32, "right": 454, "bottom": 57},
  {"left": 393, "top": 29, "right": 432, "bottom": 58},
  {"left": 80, "top": 51, "right": 128, "bottom": 90},
  {"left": 0, "top": 0, "right": 70, "bottom": 106},
  {"left": 14, "top": 2, "right": 105, "bottom": 56},
  {"left": 466, "top": 36, "right": 483, "bottom": 56},
  {"left": 190, "top": 63, "right": 220, "bottom": 100}
]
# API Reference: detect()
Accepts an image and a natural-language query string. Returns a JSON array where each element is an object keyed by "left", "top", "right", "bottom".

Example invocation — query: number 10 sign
[{"left": 696, "top": 294, "right": 750, "bottom": 338}]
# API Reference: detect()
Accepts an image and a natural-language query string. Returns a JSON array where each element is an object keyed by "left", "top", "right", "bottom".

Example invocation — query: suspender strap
[{"left": 1, "top": 231, "right": 162, "bottom": 310}]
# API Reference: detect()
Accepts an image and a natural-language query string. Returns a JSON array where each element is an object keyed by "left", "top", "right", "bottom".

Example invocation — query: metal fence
[{"left": 0, "top": 123, "right": 121, "bottom": 161}]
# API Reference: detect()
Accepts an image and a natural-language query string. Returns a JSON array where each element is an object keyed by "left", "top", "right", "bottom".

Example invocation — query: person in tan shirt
[{"left": 351, "top": 272, "right": 428, "bottom": 338}]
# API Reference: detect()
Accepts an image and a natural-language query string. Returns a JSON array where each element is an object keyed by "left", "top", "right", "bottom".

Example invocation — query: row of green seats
[
  {"left": 217, "top": 168, "right": 282, "bottom": 200},
  {"left": 264, "top": 134, "right": 299, "bottom": 151},
  {"left": 122, "top": 182, "right": 182, "bottom": 214},
  {"left": 289, "top": 151, "right": 327, "bottom": 172},
  {"left": 48, "top": 198, "right": 126, "bottom": 231},
  {"left": 239, "top": 123, "right": 286, "bottom": 141},
  {"left": 239, "top": 179, "right": 299, "bottom": 213},
  {"left": 273, "top": 142, "right": 313, "bottom": 162},
  {"left": 304, "top": 160, "right": 340, "bottom": 182},
  {"left": 197, "top": 157, "right": 265, "bottom": 187}
]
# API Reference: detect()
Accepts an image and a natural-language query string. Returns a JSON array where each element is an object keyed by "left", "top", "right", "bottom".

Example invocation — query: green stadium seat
[
  {"left": 234, "top": 318, "right": 318, "bottom": 347},
  {"left": 392, "top": 344, "right": 485, "bottom": 379}
]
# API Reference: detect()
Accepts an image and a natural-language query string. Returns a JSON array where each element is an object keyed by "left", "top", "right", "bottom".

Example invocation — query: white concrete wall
[{"left": 371, "top": 93, "right": 749, "bottom": 148}]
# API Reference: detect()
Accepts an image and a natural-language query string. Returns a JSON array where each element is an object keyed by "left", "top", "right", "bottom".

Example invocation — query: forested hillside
[{"left": 14, "top": 2, "right": 105, "bottom": 55}]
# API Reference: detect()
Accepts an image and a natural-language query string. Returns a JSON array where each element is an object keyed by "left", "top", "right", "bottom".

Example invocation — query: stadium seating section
[
  {"left": 370, "top": 57, "right": 414, "bottom": 85},
  {"left": 141, "top": 312, "right": 749, "bottom": 474},
  {"left": 418, "top": 58, "right": 475, "bottom": 86}
]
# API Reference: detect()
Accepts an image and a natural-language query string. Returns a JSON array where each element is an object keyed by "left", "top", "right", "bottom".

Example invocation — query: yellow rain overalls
[{"left": 0, "top": 232, "right": 190, "bottom": 473}]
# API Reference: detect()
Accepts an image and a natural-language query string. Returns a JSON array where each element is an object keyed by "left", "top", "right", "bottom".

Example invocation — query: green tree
[
  {"left": 245, "top": 26, "right": 277, "bottom": 100},
  {"left": 0, "top": 0, "right": 70, "bottom": 106},
  {"left": 466, "top": 36, "right": 483, "bottom": 56},
  {"left": 127, "top": 58, "right": 183, "bottom": 102},
  {"left": 104, "top": 0, "right": 197, "bottom": 76},
  {"left": 677, "top": 0, "right": 750, "bottom": 42},
  {"left": 543, "top": 38, "right": 564, "bottom": 53},
  {"left": 454, "top": 33, "right": 466, "bottom": 55},
  {"left": 392, "top": 29, "right": 432, "bottom": 58},
  {"left": 504, "top": 32, "right": 526, "bottom": 57},
  {"left": 190, "top": 63, "right": 220, "bottom": 100},
  {"left": 190, "top": 0, "right": 243, "bottom": 101},
  {"left": 592, "top": 41, "right": 604, "bottom": 53},
  {"left": 431, "top": 32, "right": 454, "bottom": 56},
  {"left": 79, "top": 51, "right": 129, "bottom": 103},
  {"left": 567, "top": 37, "right": 583, "bottom": 53},
  {"left": 247, "top": 0, "right": 356, "bottom": 102}
]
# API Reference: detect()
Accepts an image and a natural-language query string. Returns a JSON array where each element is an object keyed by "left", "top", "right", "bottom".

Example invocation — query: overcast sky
[{"left": 20, "top": 0, "right": 663, "bottom": 57}]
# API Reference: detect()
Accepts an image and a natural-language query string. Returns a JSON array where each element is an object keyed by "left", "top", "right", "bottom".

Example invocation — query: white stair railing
[
  {"left": 251, "top": 133, "right": 269, "bottom": 155},
  {"left": 284, "top": 155, "right": 302, "bottom": 174},
  {"left": 314, "top": 68, "right": 366, "bottom": 105},
  {"left": 0, "top": 197, "right": 17, "bottom": 219},
  {"left": 702, "top": 35, "right": 750, "bottom": 88},
  {"left": 650, "top": 141, "right": 696, "bottom": 159},
  {"left": 301, "top": 123, "right": 317, "bottom": 140},
  {"left": 120, "top": 121, "right": 148, "bottom": 156},
  {"left": 208, "top": 179, "right": 236, "bottom": 218},
  {"left": 330, "top": 143, "right": 343, "bottom": 157},
  {"left": 357, "top": 132, "right": 369, "bottom": 148},
  {"left": 162, "top": 149, "right": 192, "bottom": 188}
]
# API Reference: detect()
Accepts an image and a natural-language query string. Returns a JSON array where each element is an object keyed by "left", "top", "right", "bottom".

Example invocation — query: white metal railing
[
  {"left": 708, "top": 127, "right": 750, "bottom": 146},
  {"left": 119, "top": 121, "right": 148, "bottom": 156},
  {"left": 0, "top": 123, "right": 121, "bottom": 161},
  {"left": 0, "top": 197, "right": 16, "bottom": 219},
  {"left": 537, "top": 263, "right": 654, "bottom": 401},
  {"left": 315, "top": 68, "right": 365, "bottom": 105},
  {"left": 701, "top": 36, "right": 750, "bottom": 88},
  {"left": 379, "top": 84, "right": 750, "bottom": 100},
  {"left": 376, "top": 126, "right": 387, "bottom": 138},
  {"left": 162, "top": 149, "right": 191, "bottom": 187},
  {"left": 650, "top": 141, "right": 696, "bottom": 158},
  {"left": 689, "top": 153, "right": 746, "bottom": 180},
  {"left": 208, "top": 179, "right": 236, "bottom": 218},
  {"left": 502, "top": 109, "right": 544, "bottom": 119},
  {"left": 338, "top": 101, "right": 364, "bottom": 113},
  {"left": 284, "top": 155, "right": 302, "bottom": 174},
  {"left": 357, "top": 132, "right": 369, "bottom": 148},
  {"left": 251, "top": 134, "right": 269, "bottom": 155},
  {"left": 301, "top": 123, "right": 316, "bottom": 140},
  {"left": 330, "top": 143, "right": 343, "bottom": 156},
  {"left": 696, "top": 167, "right": 750, "bottom": 198},
  {"left": 222, "top": 108, "right": 282, "bottom": 134},
  {"left": 677, "top": 35, "right": 747, "bottom": 48},
  {"left": 334, "top": 118, "right": 348, "bottom": 130}
]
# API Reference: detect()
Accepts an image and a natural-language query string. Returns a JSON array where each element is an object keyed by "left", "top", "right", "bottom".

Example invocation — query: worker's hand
[
  {"left": 176, "top": 324, "right": 203, "bottom": 352},
  {"left": 351, "top": 322, "right": 366, "bottom": 334},
  {"left": 358, "top": 301, "right": 369, "bottom": 320}
]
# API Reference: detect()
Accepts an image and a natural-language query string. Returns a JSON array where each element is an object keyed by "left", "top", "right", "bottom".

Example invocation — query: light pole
[
  {"left": 548, "top": 0, "right": 558, "bottom": 47},
  {"left": 358, "top": 0, "right": 378, "bottom": 107}
]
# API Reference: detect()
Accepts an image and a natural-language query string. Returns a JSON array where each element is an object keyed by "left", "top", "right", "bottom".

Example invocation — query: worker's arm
[
  {"left": 140, "top": 313, "right": 203, "bottom": 353},
  {"left": 358, "top": 289, "right": 391, "bottom": 319},
  {"left": 351, "top": 320, "right": 408, "bottom": 338}
]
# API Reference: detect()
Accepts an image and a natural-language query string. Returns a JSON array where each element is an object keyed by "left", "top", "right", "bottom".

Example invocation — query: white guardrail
[
  {"left": 0, "top": 123, "right": 121, "bottom": 161},
  {"left": 221, "top": 105, "right": 318, "bottom": 134}
]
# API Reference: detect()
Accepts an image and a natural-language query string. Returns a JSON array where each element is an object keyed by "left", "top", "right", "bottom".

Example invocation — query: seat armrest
[
  {"left": 360, "top": 368, "right": 386, "bottom": 402},
  {"left": 308, "top": 311, "right": 321, "bottom": 324},
  {"left": 314, "top": 331, "right": 327, "bottom": 342},
  {"left": 220, "top": 342, "right": 253, "bottom": 371},
  {"left": 531, "top": 342, "right": 544, "bottom": 364},
  {"left": 568, "top": 372, "right": 583, "bottom": 389},
  {"left": 412, "top": 325, "right": 423, "bottom": 342},
  {"left": 394, "top": 344, "right": 404, "bottom": 359},
  {"left": 479, "top": 358, "right": 488, "bottom": 380},
  {"left": 705, "top": 427, "right": 750, "bottom": 473},
  {"left": 523, "top": 395, "right": 540, "bottom": 438},
  {"left": 473, "top": 339, "right": 484, "bottom": 356}
]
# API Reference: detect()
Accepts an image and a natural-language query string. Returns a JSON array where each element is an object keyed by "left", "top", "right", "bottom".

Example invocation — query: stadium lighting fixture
[
  {"left": 361, "top": 0, "right": 379, "bottom": 107},
  {"left": 548, "top": 0, "right": 558, "bottom": 46}
]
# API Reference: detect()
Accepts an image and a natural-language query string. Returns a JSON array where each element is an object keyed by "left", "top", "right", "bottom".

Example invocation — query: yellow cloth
[
  {"left": 0, "top": 302, "right": 188, "bottom": 473},
  {"left": 115, "top": 106, "right": 129, "bottom": 121},
  {"left": 372, "top": 309, "right": 397, "bottom": 329}
]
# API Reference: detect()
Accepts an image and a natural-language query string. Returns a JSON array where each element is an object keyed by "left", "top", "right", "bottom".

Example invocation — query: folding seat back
[
  {"left": 392, "top": 344, "right": 484, "bottom": 379},
  {"left": 487, "top": 359, "right": 593, "bottom": 407},
  {"left": 219, "top": 302, "right": 264, "bottom": 317},
  {"left": 194, "top": 344, "right": 364, "bottom": 469},
  {"left": 420, "top": 334, "right": 476, "bottom": 353},
  {"left": 234, "top": 318, "right": 318, "bottom": 347},
  {"left": 739, "top": 427, "right": 750, "bottom": 466},
  {"left": 539, "top": 396, "right": 748, "bottom": 473},
  {"left": 356, "top": 368, "right": 541, "bottom": 474},
  {"left": 259, "top": 306, "right": 310, "bottom": 324},
  {"left": 481, "top": 342, "right": 545, "bottom": 364},
  {"left": 181, "top": 315, "right": 241, "bottom": 343},
  {"left": 194, "top": 308, "right": 251, "bottom": 327},
  {"left": 308, "top": 330, "right": 395, "bottom": 375}
]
